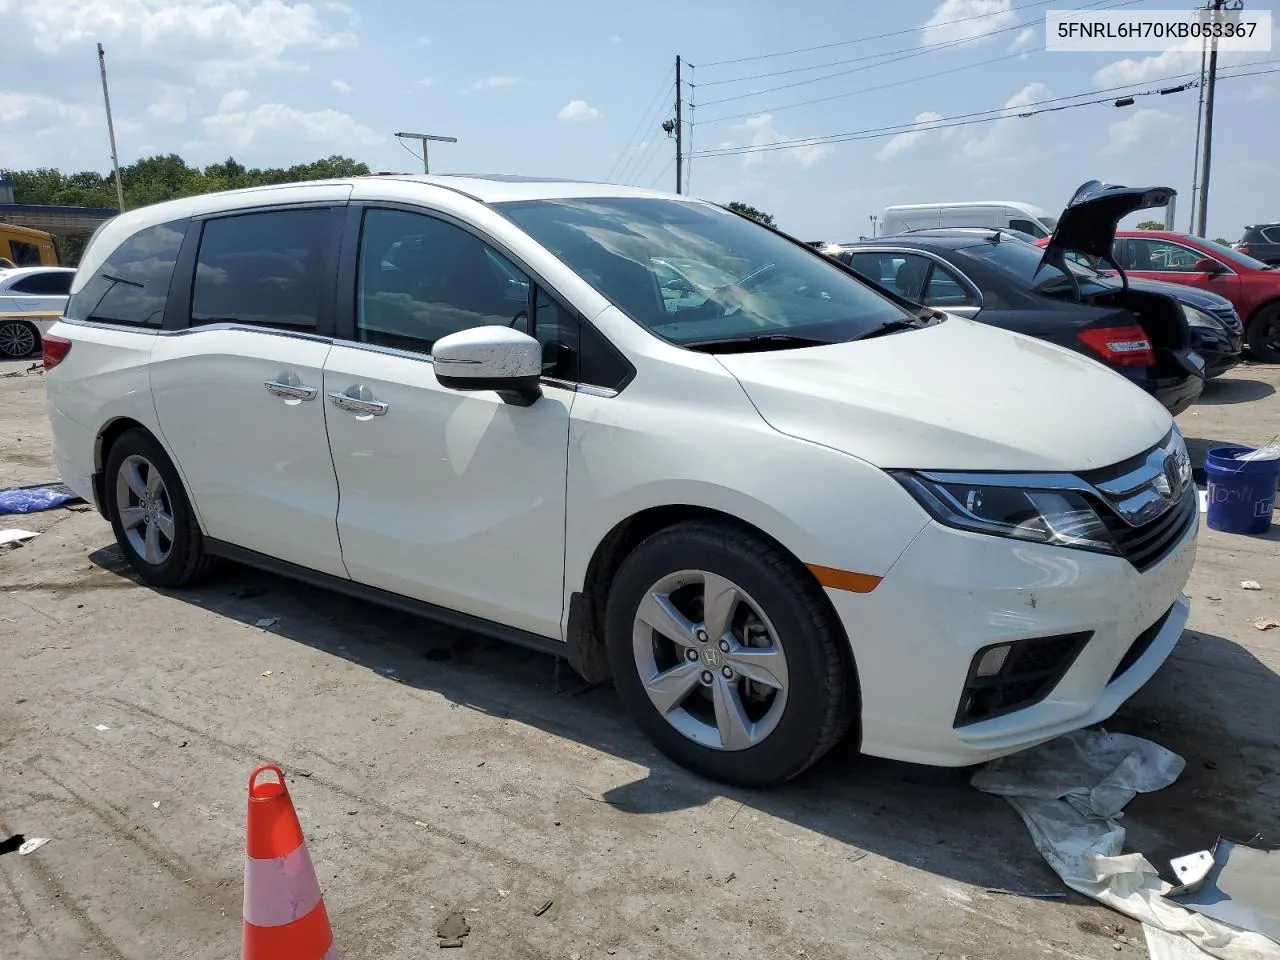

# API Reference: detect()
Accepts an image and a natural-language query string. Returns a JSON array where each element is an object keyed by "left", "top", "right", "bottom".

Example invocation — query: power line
[
  {"left": 607, "top": 64, "right": 675, "bottom": 183},
  {"left": 689, "top": 66, "right": 1270, "bottom": 160},
  {"left": 695, "top": 0, "right": 1062, "bottom": 68},
  {"left": 648, "top": 157, "right": 676, "bottom": 188},
  {"left": 629, "top": 137, "right": 668, "bottom": 187},
  {"left": 696, "top": 0, "right": 1144, "bottom": 125}
]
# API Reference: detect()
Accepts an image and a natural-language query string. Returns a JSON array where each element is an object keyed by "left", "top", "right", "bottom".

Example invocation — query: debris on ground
[
  {"left": 94, "top": 724, "right": 110, "bottom": 731},
  {"left": 1241, "top": 581, "right": 1263, "bottom": 591},
  {"left": 0, "top": 528, "right": 40, "bottom": 547},
  {"left": 1172, "top": 841, "right": 1280, "bottom": 943},
  {"left": 437, "top": 910, "right": 471, "bottom": 948},
  {"left": 972, "top": 729, "right": 1280, "bottom": 960},
  {"left": 18, "top": 837, "right": 51, "bottom": 856},
  {"left": 1253, "top": 618, "right": 1279, "bottom": 631},
  {"left": 254, "top": 617, "right": 281, "bottom": 629},
  {"left": 534, "top": 899, "right": 554, "bottom": 917},
  {"left": 152, "top": 801, "right": 161, "bottom": 809},
  {"left": 260, "top": 671, "right": 273, "bottom": 678},
  {"left": 0, "top": 485, "right": 80, "bottom": 515},
  {"left": 984, "top": 888, "right": 1066, "bottom": 899}
]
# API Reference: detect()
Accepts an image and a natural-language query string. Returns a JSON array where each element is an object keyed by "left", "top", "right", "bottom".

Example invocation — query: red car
[{"left": 1036, "top": 230, "right": 1280, "bottom": 363}]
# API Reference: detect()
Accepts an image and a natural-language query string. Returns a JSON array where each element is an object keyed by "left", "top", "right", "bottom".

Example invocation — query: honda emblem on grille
[{"left": 1154, "top": 454, "right": 1180, "bottom": 501}]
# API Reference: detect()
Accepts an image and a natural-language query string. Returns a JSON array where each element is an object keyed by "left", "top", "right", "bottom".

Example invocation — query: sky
[{"left": 2, "top": 0, "right": 1278, "bottom": 242}]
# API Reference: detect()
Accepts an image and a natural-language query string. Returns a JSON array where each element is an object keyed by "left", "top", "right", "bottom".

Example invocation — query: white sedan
[
  {"left": 0, "top": 266, "right": 74, "bottom": 358},
  {"left": 42, "top": 176, "right": 1196, "bottom": 786}
]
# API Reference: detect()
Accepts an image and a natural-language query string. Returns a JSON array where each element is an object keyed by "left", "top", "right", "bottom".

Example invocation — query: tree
[
  {"left": 1136, "top": 220, "right": 1165, "bottom": 230},
  {"left": 724, "top": 201, "right": 776, "bottom": 228},
  {"left": 1213, "top": 238, "right": 1231, "bottom": 246}
]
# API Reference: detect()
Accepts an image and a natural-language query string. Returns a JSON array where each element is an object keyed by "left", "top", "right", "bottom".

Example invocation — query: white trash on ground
[
  {"left": 0, "top": 528, "right": 40, "bottom": 546},
  {"left": 18, "top": 837, "right": 51, "bottom": 855},
  {"left": 972, "top": 730, "right": 1280, "bottom": 960}
]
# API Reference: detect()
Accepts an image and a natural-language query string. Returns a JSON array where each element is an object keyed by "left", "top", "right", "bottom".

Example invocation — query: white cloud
[
  {"left": 146, "top": 84, "right": 196, "bottom": 122},
  {"left": 417, "top": 34, "right": 432, "bottom": 45},
  {"left": 1008, "top": 26, "right": 1036, "bottom": 54},
  {"left": 416, "top": 77, "right": 438, "bottom": 88},
  {"left": 0, "top": 91, "right": 92, "bottom": 128},
  {"left": 922, "top": 0, "right": 1016, "bottom": 45},
  {"left": 202, "top": 101, "right": 382, "bottom": 152},
  {"left": 218, "top": 88, "right": 251, "bottom": 112},
  {"left": 465, "top": 75, "right": 522, "bottom": 91},
  {"left": 610, "top": 34, "right": 622, "bottom": 44},
  {"left": 13, "top": 0, "right": 356, "bottom": 87},
  {"left": 735, "top": 113, "right": 831, "bottom": 170},
  {"left": 1092, "top": 42, "right": 1251, "bottom": 88},
  {"left": 961, "top": 82, "right": 1051, "bottom": 162},
  {"left": 1104, "top": 108, "right": 1179, "bottom": 154},
  {"left": 879, "top": 111, "right": 944, "bottom": 160},
  {"left": 1246, "top": 83, "right": 1276, "bottom": 103},
  {"left": 558, "top": 99, "right": 602, "bottom": 123},
  {"left": 331, "top": 78, "right": 351, "bottom": 93}
]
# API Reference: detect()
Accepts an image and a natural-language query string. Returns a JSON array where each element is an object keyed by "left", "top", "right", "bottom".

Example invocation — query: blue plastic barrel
[{"left": 1205, "top": 446, "right": 1280, "bottom": 535}]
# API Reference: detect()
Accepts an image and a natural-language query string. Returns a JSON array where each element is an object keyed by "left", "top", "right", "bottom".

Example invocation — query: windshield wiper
[
  {"left": 684, "top": 333, "right": 831, "bottom": 354},
  {"left": 850, "top": 318, "right": 928, "bottom": 341}
]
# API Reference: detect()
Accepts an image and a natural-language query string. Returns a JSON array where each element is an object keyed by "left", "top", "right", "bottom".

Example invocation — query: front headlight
[
  {"left": 1181, "top": 303, "right": 1221, "bottom": 330},
  {"left": 894, "top": 473, "right": 1117, "bottom": 553}
]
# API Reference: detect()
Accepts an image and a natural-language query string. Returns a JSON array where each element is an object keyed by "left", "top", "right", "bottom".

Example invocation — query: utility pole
[
  {"left": 675, "top": 56, "right": 683, "bottom": 195},
  {"left": 1188, "top": 27, "right": 1209, "bottom": 231},
  {"left": 394, "top": 132, "right": 458, "bottom": 174},
  {"left": 97, "top": 43, "right": 125, "bottom": 213},
  {"left": 1194, "top": 0, "right": 1239, "bottom": 237}
]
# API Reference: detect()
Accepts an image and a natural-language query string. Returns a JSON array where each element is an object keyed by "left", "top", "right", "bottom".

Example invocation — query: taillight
[
  {"left": 1078, "top": 324, "right": 1155, "bottom": 367},
  {"left": 42, "top": 335, "right": 72, "bottom": 370}
]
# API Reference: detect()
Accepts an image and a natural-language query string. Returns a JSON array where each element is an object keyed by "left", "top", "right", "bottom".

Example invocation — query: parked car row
[{"left": 42, "top": 174, "right": 1201, "bottom": 787}]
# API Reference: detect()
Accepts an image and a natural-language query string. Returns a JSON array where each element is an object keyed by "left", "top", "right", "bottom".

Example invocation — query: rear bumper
[
  {"left": 1136, "top": 370, "right": 1203, "bottom": 415},
  {"left": 829, "top": 512, "right": 1197, "bottom": 767}
]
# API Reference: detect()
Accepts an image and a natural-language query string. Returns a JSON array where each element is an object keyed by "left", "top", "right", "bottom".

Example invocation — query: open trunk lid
[{"left": 1038, "top": 180, "right": 1176, "bottom": 281}]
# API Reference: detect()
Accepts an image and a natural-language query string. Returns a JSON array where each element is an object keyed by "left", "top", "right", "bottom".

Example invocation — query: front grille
[
  {"left": 1207, "top": 304, "right": 1243, "bottom": 334},
  {"left": 954, "top": 632, "right": 1091, "bottom": 727},
  {"left": 1109, "top": 606, "right": 1174, "bottom": 683},
  {"left": 1095, "top": 485, "right": 1197, "bottom": 572}
]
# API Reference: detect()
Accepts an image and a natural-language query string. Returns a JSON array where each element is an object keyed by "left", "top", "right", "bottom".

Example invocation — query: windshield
[
  {"left": 494, "top": 197, "right": 914, "bottom": 349},
  {"left": 957, "top": 237, "right": 1114, "bottom": 297},
  {"left": 1194, "top": 236, "right": 1273, "bottom": 271}
]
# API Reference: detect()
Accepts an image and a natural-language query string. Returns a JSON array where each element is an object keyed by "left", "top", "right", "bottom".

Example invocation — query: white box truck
[{"left": 879, "top": 201, "right": 1058, "bottom": 239}]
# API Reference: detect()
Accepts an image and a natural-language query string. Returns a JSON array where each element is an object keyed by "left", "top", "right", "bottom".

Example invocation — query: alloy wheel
[
  {"left": 631, "top": 570, "right": 790, "bottom": 750},
  {"left": 115, "top": 454, "right": 176, "bottom": 565},
  {"left": 0, "top": 321, "right": 36, "bottom": 359}
]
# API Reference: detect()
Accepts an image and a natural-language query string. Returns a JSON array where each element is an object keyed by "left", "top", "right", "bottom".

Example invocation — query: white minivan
[
  {"left": 43, "top": 175, "right": 1196, "bottom": 786},
  {"left": 881, "top": 201, "right": 1058, "bottom": 239}
]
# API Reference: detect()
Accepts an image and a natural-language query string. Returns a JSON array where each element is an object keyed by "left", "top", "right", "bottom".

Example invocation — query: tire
[
  {"left": 1246, "top": 304, "right": 1280, "bottom": 364},
  {"left": 104, "top": 428, "right": 218, "bottom": 587},
  {"left": 604, "top": 520, "right": 855, "bottom": 787},
  {"left": 0, "top": 320, "right": 38, "bottom": 359}
]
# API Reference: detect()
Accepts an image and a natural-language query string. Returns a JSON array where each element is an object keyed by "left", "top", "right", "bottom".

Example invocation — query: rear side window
[
  {"left": 11, "top": 272, "right": 72, "bottom": 295},
  {"left": 66, "top": 220, "right": 186, "bottom": 327},
  {"left": 192, "top": 210, "right": 329, "bottom": 330},
  {"left": 1009, "top": 218, "right": 1048, "bottom": 239}
]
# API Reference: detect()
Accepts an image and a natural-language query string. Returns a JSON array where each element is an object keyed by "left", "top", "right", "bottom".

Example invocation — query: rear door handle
[
  {"left": 264, "top": 377, "right": 318, "bottom": 400},
  {"left": 327, "top": 387, "right": 389, "bottom": 417}
]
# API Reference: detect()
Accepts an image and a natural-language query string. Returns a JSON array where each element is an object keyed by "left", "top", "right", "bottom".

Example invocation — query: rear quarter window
[{"left": 66, "top": 220, "right": 187, "bottom": 327}]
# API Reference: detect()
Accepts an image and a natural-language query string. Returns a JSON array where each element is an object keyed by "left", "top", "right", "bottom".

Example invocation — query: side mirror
[
  {"left": 433, "top": 326, "right": 543, "bottom": 407},
  {"left": 1194, "top": 257, "right": 1223, "bottom": 274}
]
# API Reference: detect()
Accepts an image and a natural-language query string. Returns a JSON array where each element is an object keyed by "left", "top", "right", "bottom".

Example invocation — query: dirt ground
[{"left": 2, "top": 356, "right": 1278, "bottom": 960}]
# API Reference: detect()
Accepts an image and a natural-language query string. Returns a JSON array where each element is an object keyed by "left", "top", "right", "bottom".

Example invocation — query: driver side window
[{"left": 355, "top": 208, "right": 531, "bottom": 355}]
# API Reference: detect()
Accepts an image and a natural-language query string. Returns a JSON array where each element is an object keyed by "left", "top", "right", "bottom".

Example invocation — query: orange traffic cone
[{"left": 243, "top": 764, "right": 338, "bottom": 960}]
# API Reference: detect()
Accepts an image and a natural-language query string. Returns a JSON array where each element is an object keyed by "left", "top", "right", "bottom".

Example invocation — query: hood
[
  {"left": 1121, "top": 275, "right": 1233, "bottom": 311},
  {"left": 1040, "top": 180, "right": 1175, "bottom": 273},
  {"left": 718, "top": 318, "right": 1171, "bottom": 473}
]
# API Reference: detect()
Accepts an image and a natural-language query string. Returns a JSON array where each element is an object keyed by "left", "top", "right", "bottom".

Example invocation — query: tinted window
[
  {"left": 1262, "top": 227, "right": 1280, "bottom": 243},
  {"left": 922, "top": 263, "right": 976, "bottom": 307},
  {"left": 8, "top": 241, "right": 42, "bottom": 266},
  {"left": 496, "top": 198, "right": 909, "bottom": 351},
  {"left": 1008, "top": 218, "right": 1048, "bottom": 239},
  {"left": 192, "top": 210, "right": 329, "bottom": 330},
  {"left": 66, "top": 220, "right": 185, "bottom": 327},
  {"left": 960, "top": 238, "right": 1112, "bottom": 298},
  {"left": 1120, "top": 238, "right": 1205, "bottom": 272},
  {"left": 845, "top": 251, "right": 933, "bottom": 300},
  {"left": 356, "top": 209, "right": 531, "bottom": 354},
  {"left": 11, "top": 272, "right": 72, "bottom": 295}
]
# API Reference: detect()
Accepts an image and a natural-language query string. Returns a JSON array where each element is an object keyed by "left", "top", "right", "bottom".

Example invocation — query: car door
[
  {"left": 1115, "top": 236, "right": 1242, "bottom": 302},
  {"left": 148, "top": 201, "right": 349, "bottom": 577},
  {"left": 322, "top": 204, "right": 573, "bottom": 639}
]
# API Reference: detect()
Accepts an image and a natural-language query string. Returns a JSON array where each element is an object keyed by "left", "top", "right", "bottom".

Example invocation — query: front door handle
[
  {"left": 328, "top": 386, "right": 389, "bottom": 417},
  {"left": 264, "top": 376, "right": 318, "bottom": 400}
]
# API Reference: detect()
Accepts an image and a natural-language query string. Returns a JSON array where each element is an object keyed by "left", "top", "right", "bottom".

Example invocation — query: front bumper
[
  {"left": 1192, "top": 329, "right": 1243, "bottom": 378},
  {"left": 827, "top": 511, "right": 1197, "bottom": 766}
]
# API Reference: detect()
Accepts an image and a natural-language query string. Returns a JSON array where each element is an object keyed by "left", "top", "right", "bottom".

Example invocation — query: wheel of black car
[
  {"left": 604, "top": 520, "right": 856, "bottom": 787},
  {"left": 0, "top": 320, "right": 38, "bottom": 359},
  {"left": 105, "top": 429, "right": 218, "bottom": 587},
  {"left": 1247, "top": 303, "right": 1280, "bottom": 364}
]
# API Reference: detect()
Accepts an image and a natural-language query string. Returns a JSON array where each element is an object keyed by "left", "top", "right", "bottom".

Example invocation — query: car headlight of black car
[
  {"left": 1181, "top": 303, "right": 1223, "bottom": 330},
  {"left": 893, "top": 472, "right": 1117, "bottom": 553}
]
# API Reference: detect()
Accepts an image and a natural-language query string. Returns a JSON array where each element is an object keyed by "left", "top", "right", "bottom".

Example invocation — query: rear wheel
[
  {"left": 105, "top": 429, "right": 218, "bottom": 587},
  {"left": 604, "top": 520, "right": 855, "bottom": 787},
  {"left": 0, "top": 320, "right": 38, "bottom": 359},
  {"left": 1247, "top": 304, "right": 1280, "bottom": 364}
]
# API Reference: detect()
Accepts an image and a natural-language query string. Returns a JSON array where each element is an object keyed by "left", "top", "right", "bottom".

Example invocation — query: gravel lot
[{"left": 2, "top": 356, "right": 1278, "bottom": 960}]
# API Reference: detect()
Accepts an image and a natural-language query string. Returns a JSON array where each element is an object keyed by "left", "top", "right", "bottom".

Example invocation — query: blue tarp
[{"left": 0, "top": 485, "right": 80, "bottom": 515}]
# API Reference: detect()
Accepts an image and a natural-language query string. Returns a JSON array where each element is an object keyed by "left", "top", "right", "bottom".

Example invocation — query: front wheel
[
  {"left": 0, "top": 320, "right": 38, "bottom": 359},
  {"left": 1247, "top": 304, "right": 1280, "bottom": 364},
  {"left": 604, "top": 521, "right": 856, "bottom": 787}
]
